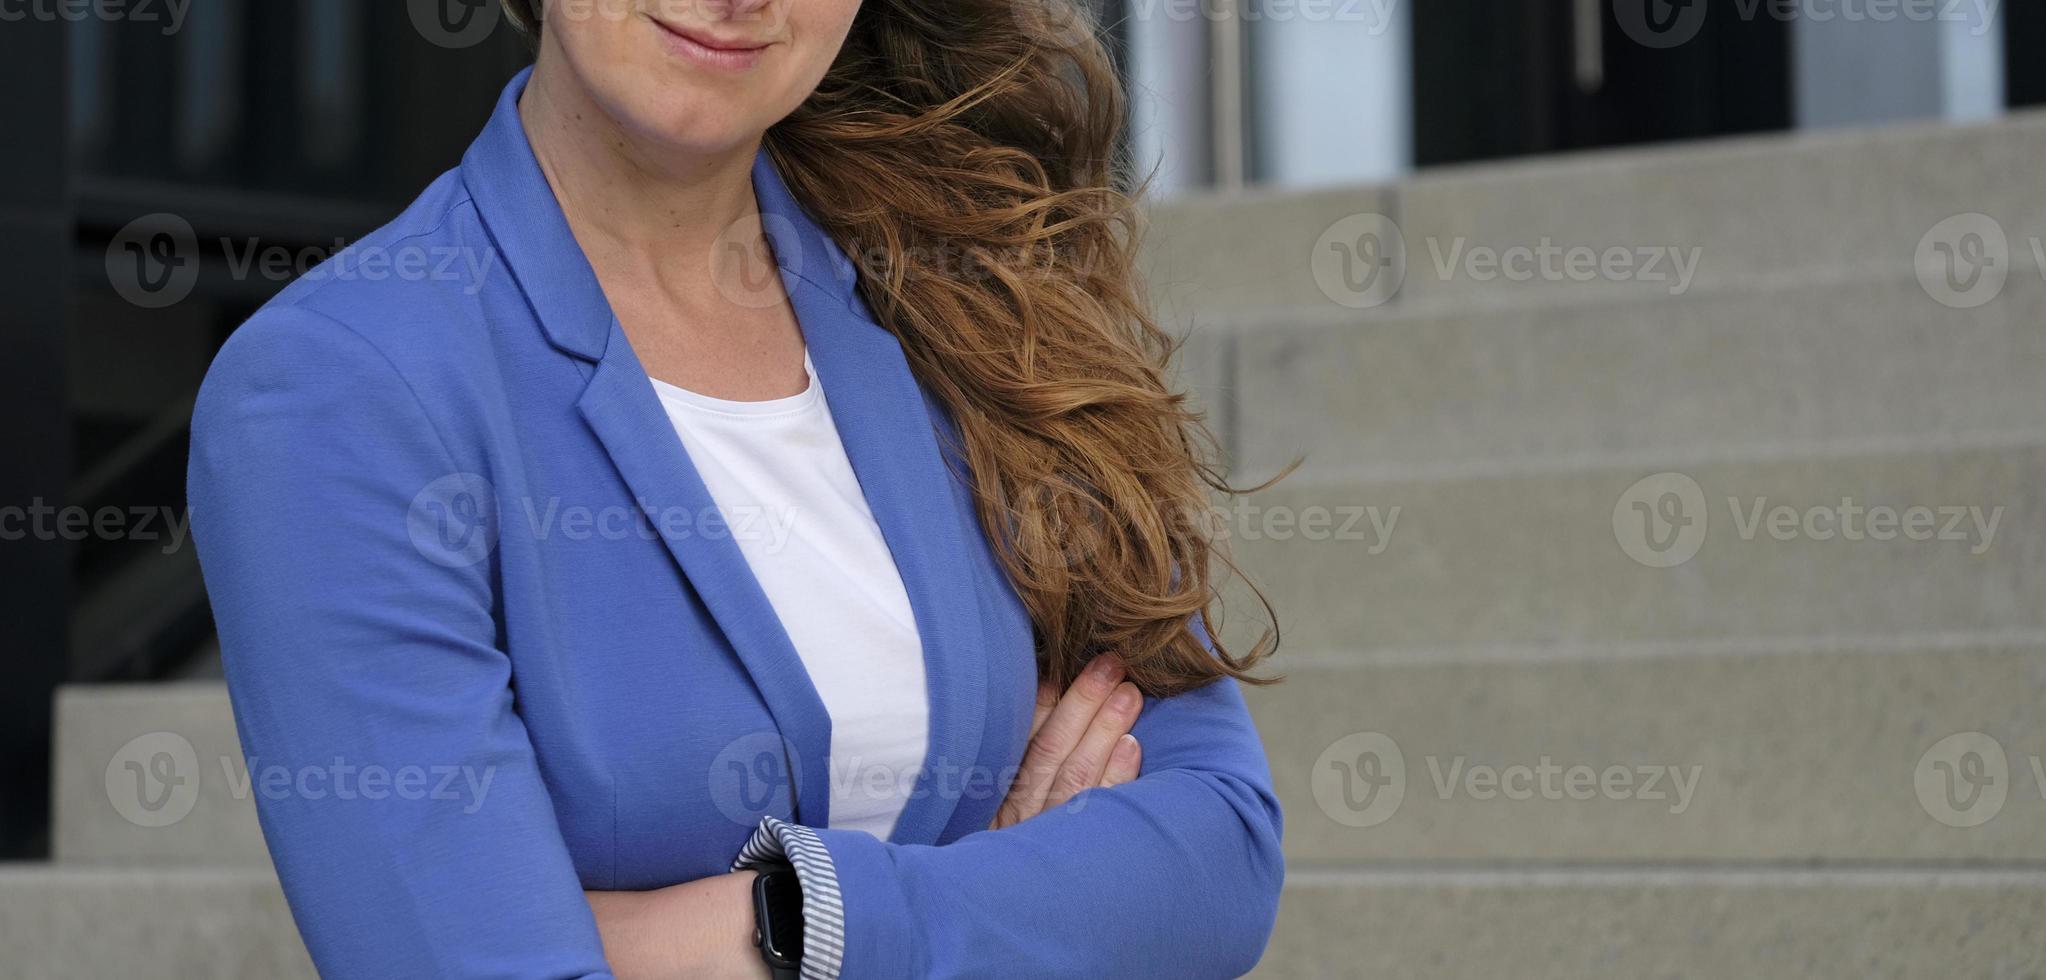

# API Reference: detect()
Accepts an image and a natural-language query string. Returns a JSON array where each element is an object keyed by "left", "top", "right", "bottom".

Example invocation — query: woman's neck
[
  {"left": 512, "top": 43, "right": 806, "bottom": 401},
  {"left": 517, "top": 47, "right": 763, "bottom": 272}
]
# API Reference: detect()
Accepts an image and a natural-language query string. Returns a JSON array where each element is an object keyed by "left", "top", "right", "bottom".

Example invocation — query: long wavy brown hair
[{"left": 503, "top": 0, "right": 1277, "bottom": 697}]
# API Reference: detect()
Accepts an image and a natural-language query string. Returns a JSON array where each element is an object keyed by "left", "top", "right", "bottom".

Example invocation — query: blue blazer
[{"left": 189, "top": 67, "right": 1282, "bottom": 980}]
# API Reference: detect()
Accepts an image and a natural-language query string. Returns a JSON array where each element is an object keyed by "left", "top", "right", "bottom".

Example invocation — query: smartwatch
[{"left": 750, "top": 861, "right": 804, "bottom": 980}]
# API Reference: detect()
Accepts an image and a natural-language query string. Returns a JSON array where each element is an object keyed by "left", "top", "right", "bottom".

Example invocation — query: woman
[{"left": 188, "top": 1, "right": 1283, "bottom": 976}]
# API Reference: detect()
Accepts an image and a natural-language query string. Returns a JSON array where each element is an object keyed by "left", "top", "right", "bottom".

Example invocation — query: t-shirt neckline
[{"left": 649, "top": 352, "right": 821, "bottom": 419}]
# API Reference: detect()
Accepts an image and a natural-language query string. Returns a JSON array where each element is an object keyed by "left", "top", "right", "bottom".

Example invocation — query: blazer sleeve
[
  {"left": 188, "top": 306, "right": 616, "bottom": 980},
  {"left": 738, "top": 645, "right": 1287, "bottom": 980}
]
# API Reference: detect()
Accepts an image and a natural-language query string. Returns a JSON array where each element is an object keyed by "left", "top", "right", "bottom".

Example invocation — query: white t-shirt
[{"left": 650, "top": 355, "right": 929, "bottom": 839}]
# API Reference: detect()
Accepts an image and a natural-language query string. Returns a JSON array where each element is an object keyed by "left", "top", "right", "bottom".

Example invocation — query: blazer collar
[
  {"left": 461, "top": 67, "right": 611, "bottom": 361},
  {"left": 461, "top": 68, "right": 994, "bottom": 842}
]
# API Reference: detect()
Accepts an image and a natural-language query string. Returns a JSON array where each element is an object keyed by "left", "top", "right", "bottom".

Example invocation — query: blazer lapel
[
  {"left": 575, "top": 337, "right": 835, "bottom": 827},
  {"left": 753, "top": 156, "right": 994, "bottom": 845}
]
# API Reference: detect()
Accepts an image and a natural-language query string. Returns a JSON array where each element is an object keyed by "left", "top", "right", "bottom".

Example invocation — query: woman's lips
[{"left": 650, "top": 18, "right": 771, "bottom": 71}]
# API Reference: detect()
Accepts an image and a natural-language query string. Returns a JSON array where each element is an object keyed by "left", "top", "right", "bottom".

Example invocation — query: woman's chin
[{"left": 618, "top": 107, "right": 772, "bottom": 162}]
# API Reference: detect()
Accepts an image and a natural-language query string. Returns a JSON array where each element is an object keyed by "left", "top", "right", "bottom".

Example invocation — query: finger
[
  {"left": 1099, "top": 734, "right": 1141, "bottom": 788},
  {"left": 1027, "top": 681, "right": 1059, "bottom": 744},
  {"left": 1044, "top": 681, "right": 1142, "bottom": 811},
  {"left": 1004, "top": 656, "right": 1125, "bottom": 820},
  {"left": 993, "top": 682, "right": 1065, "bottom": 829}
]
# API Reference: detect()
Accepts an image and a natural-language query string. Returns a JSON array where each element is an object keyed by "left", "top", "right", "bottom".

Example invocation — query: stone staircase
[
  {"left": 1146, "top": 112, "right": 2046, "bottom": 977},
  {"left": 5, "top": 685, "right": 313, "bottom": 978},
  {"left": 10, "top": 112, "right": 2046, "bottom": 978}
]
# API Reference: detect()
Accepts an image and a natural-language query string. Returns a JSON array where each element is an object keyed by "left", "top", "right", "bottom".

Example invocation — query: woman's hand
[{"left": 992, "top": 655, "right": 1145, "bottom": 829}]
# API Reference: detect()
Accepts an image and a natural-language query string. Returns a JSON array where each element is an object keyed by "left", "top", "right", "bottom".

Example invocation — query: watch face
[{"left": 759, "top": 871, "right": 805, "bottom": 961}]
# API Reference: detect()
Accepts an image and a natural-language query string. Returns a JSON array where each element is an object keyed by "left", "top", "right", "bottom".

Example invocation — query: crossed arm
[{"left": 586, "top": 657, "right": 1150, "bottom": 979}]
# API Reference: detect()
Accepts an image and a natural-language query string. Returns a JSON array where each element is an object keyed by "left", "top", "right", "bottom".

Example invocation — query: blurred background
[{"left": 3, "top": 0, "right": 2043, "bottom": 976}]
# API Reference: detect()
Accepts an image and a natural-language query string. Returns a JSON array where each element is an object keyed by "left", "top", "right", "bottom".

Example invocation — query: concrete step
[
  {"left": 1389, "top": 111, "right": 2046, "bottom": 312},
  {"left": 1221, "top": 442, "right": 2044, "bottom": 654},
  {"left": 1144, "top": 109, "right": 2046, "bottom": 321},
  {"left": 0, "top": 866, "right": 312, "bottom": 980},
  {"left": 7, "top": 863, "right": 2036, "bottom": 980},
  {"left": 1143, "top": 182, "right": 1396, "bottom": 327},
  {"left": 53, "top": 683, "right": 268, "bottom": 867},
  {"left": 1212, "top": 270, "right": 2046, "bottom": 481},
  {"left": 1253, "top": 868, "right": 2046, "bottom": 979},
  {"left": 1249, "top": 645, "right": 2046, "bottom": 865}
]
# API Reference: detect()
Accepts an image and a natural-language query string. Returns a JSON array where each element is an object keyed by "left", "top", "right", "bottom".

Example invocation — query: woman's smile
[{"left": 648, "top": 14, "right": 776, "bottom": 72}]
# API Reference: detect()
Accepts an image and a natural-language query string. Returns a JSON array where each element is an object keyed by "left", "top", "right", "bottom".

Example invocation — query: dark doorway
[
  {"left": 2009, "top": 3, "right": 2046, "bottom": 109},
  {"left": 1413, "top": 0, "right": 1793, "bottom": 168}
]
